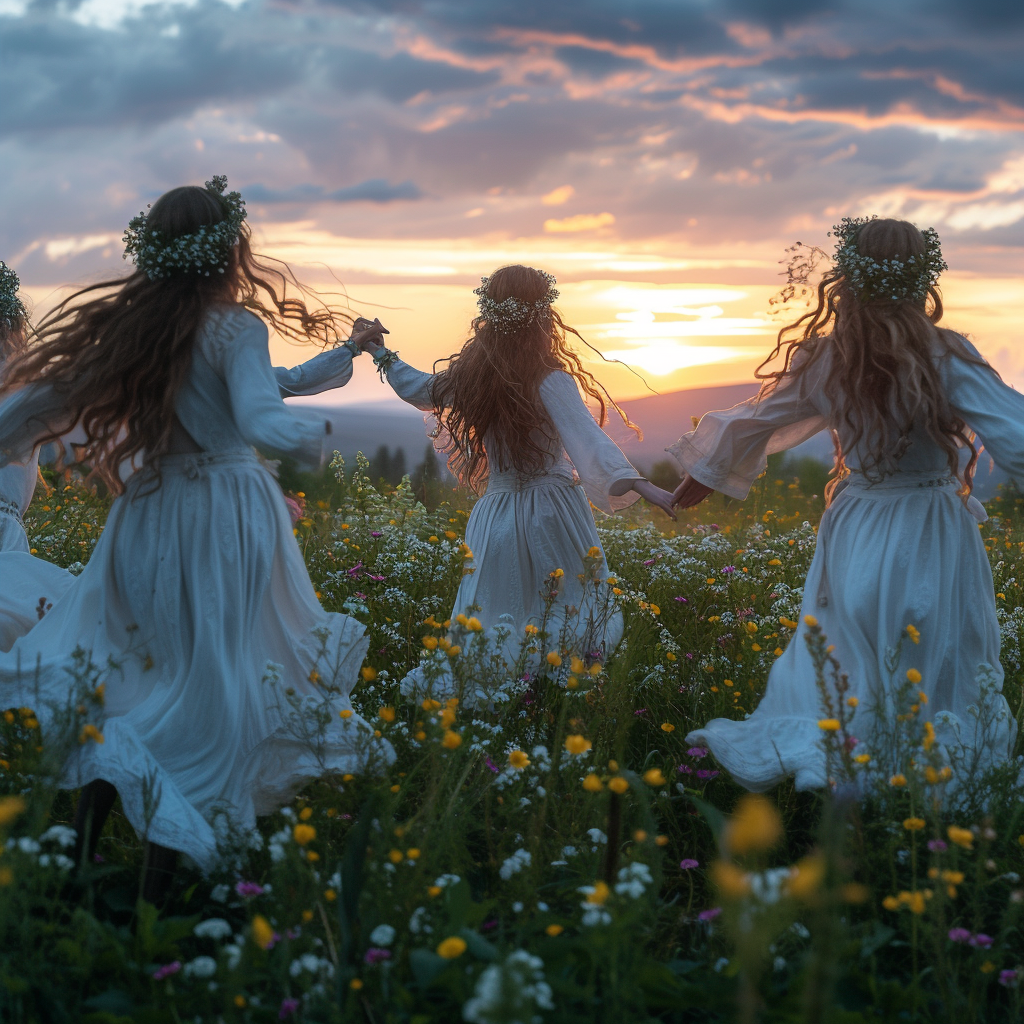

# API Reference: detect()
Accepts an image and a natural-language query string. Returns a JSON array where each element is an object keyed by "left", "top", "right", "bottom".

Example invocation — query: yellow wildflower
[
  {"left": 882, "top": 895, "right": 901, "bottom": 911},
  {"left": 299, "top": 806, "right": 313, "bottom": 821},
  {"left": 660, "top": 722, "right": 675, "bottom": 733},
  {"left": 890, "top": 774, "right": 907, "bottom": 787},
  {"left": 361, "top": 666, "right": 378, "bottom": 682},
  {"left": 406, "top": 849, "right": 421, "bottom": 860},
  {"left": 545, "top": 924, "right": 564, "bottom": 936},
  {"left": 804, "top": 615, "right": 818, "bottom": 628},
  {"left": 847, "top": 697, "right": 859, "bottom": 708},
  {"left": 442, "top": 731, "right": 462, "bottom": 749},
  {"left": 436, "top": 937, "right": 467, "bottom": 959},
  {"left": 427, "top": 885, "right": 442, "bottom": 898},
  {"left": 584, "top": 881, "right": 610, "bottom": 905},
  {"left": 903, "top": 817, "right": 926, "bottom": 832},
  {"left": 787, "top": 854, "right": 825, "bottom": 900},
  {"left": 378, "top": 707, "right": 396, "bottom": 723},
  {"left": 350, "top": 978, "right": 364, "bottom": 990},
  {"left": 252, "top": 915, "right": 274, "bottom": 949},
  {"left": 293, "top": 824, "right": 316, "bottom": 846},
  {"left": 79, "top": 724, "right": 105, "bottom": 745},
  {"left": 508, "top": 750, "right": 530, "bottom": 769},
  {"left": 0, "top": 797, "right": 25, "bottom": 827},
  {"left": 724, "top": 794, "right": 782, "bottom": 854},
  {"left": 546, "top": 652, "right": 562, "bottom": 667},
  {"left": 422, "top": 636, "right": 438, "bottom": 650},
  {"left": 643, "top": 768, "right": 666, "bottom": 786},
  {"left": 947, "top": 826, "right": 974, "bottom": 849},
  {"left": 712, "top": 861, "right": 751, "bottom": 898},
  {"left": 608, "top": 776, "right": 629, "bottom": 794},
  {"left": 466, "top": 617, "right": 483, "bottom": 632},
  {"left": 906, "top": 624, "right": 920, "bottom": 644},
  {"left": 906, "top": 668, "right": 922, "bottom": 684},
  {"left": 564, "top": 735, "right": 592, "bottom": 755},
  {"left": 817, "top": 718, "right": 841, "bottom": 732}
]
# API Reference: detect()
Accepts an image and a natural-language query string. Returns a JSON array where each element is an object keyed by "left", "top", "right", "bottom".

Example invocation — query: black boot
[
  {"left": 141, "top": 842, "right": 178, "bottom": 907},
  {"left": 72, "top": 779, "right": 118, "bottom": 871}
]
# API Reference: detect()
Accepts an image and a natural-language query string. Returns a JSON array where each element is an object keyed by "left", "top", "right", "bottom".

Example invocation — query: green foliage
[{"left": 2, "top": 458, "right": 1023, "bottom": 1022}]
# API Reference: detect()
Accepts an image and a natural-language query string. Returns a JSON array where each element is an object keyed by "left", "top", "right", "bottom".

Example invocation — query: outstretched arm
[
  {"left": 361, "top": 336, "right": 436, "bottom": 412},
  {"left": 943, "top": 336, "right": 1024, "bottom": 481},
  {"left": 274, "top": 319, "right": 387, "bottom": 397},
  {"left": 668, "top": 358, "right": 827, "bottom": 501},
  {"left": 539, "top": 371, "right": 675, "bottom": 519}
]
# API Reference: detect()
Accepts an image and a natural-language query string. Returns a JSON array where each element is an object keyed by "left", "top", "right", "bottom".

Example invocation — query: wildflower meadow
[{"left": 2, "top": 453, "right": 1023, "bottom": 1023}]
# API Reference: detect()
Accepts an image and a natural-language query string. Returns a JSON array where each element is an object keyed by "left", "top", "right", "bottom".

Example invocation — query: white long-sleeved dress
[
  {"left": 0, "top": 306, "right": 391, "bottom": 870},
  {"left": 0, "top": 340, "right": 359, "bottom": 553},
  {"left": 669, "top": 337, "right": 1020, "bottom": 791},
  {"left": 384, "top": 359, "right": 641, "bottom": 670}
]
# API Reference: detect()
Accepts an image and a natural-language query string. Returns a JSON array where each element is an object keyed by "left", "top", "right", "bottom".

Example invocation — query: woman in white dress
[
  {"left": 671, "top": 218, "right": 1020, "bottom": 792},
  {"left": 0, "top": 178, "right": 392, "bottom": 896},
  {"left": 363, "top": 264, "right": 675, "bottom": 690},
  {"left": 0, "top": 259, "right": 372, "bottom": 558},
  {"left": 0, "top": 261, "right": 35, "bottom": 553}
]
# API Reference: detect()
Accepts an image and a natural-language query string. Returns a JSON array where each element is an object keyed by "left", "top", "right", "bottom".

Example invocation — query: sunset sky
[{"left": 3, "top": 0, "right": 1023, "bottom": 405}]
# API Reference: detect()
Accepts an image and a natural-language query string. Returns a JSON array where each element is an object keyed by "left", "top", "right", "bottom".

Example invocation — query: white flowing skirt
[
  {"left": 686, "top": 474, "right": 1017, "bottom": 791},
  {"left": 402, "top": 475, "right": 622, "bottom": 700},
  {"left": 0, "top": 449, "right": 392, "bottom": 870}
]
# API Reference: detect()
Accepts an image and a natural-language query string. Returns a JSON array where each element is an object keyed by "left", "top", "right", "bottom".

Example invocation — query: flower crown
[
  {"left": 473, "top": 270, "right": 559, "bottom": 332},
  {"left": 123, "top": 175, "right": 247, "bottom": 281},
  {"left": 0, "top": 261, "right": 27, "bottom": 330},
  {"left": 831, "top": 216, "right": 946, "bottom": 303}
]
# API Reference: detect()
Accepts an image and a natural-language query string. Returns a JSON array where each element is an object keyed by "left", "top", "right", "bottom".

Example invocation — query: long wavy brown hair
[
  {"left": 0, "top": 319, "right": 26, "bottom": 363},
  {"left": 756, "top": 218, "right": 991, "bottom": 500},
  {"left": 429, "top": 264, "right": 640, "bottom": 489},
  {"left": 0, "top": 184, "right": 354, "bottom": 494}
]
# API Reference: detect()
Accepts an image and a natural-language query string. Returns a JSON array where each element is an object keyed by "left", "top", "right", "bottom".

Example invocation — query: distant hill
[{"left": 301, "top": 384, "right": 1010, "bottom": 499}]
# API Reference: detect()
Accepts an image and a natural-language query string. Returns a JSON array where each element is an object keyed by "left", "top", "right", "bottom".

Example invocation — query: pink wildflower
[
  {"left": 152, "top": 961, "right": 182, "bottom": 980},
  {"left": 364, "top": 948, "right": 392, "bottom": 964},
  {"left": 679, "top": 859, "right": 699, "bottom": 870},
  {"left": 279, "top": 997, "right": 300, "bottom": 1019},
  {"left": 947, "top": 928, "right": 972, "bottom": 944},
  {"left": 235, "top": 880, "right": 265, "bottom": 898},
  {"left": 698, "top": 907, "right": 722, "bottom": 922}
]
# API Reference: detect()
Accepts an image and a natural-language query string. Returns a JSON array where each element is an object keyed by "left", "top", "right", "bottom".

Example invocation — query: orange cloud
[{"left": 541, "top": 184, "right": 575, "bottom": 205}]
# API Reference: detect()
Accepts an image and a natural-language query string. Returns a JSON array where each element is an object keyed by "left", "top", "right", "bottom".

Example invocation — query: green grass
[{"left": 1, "top": 454, "right": 1022, "bottom": 1023}]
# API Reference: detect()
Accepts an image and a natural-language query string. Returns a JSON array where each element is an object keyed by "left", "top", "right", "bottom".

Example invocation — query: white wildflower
[
  {"left": 463, "top": 949, "right": 554, "bottom": 1024},
  {"left": 194, "top": 918, "right": 233, "bottom": 941},
  {"left": 369, "top": 924, "right": 396, "bottom": 947},
  {"left": 499, "top": 848, "right": 531, "bottom": 880},
  {"left": 183, "top": 956, "right": 217, "bottom": 979}
]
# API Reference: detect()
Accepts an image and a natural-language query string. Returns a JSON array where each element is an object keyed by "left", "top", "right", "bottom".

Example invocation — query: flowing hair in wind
[
  {"left": 429, "top": 265, "right": 640, "bottom": 490},
  {"left": 0, "top": 185, "right": 355, "bottom": 494},
  {"left": 756, "top": 218, "right": 991, "bottom": 502}
]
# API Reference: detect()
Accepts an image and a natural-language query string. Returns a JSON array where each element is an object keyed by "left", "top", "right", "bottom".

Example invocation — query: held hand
[
  {"left": 632, "top": 479, "right": 678, "bottom": 520},
  {"left": 349, "top": 318, "right": 389, "bottom": 353},
  {"left": 671, "top": 473, "right": 714, "bottom": 509}
]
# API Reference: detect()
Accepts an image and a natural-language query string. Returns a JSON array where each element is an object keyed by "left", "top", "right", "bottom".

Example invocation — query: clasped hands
[{"left": 346, "top": 317, "right": 390, "bottom": 356}]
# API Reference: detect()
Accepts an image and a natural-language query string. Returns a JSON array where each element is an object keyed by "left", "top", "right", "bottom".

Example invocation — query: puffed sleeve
[
  {"left": 0, "top": 381, "right": 65, "bottom": 468},
  {"left": 942, "top": 336, "right": 1024, "bottom": 482},
  {"left": 538, "top": 371, "right": 641, "bottom": 514},
  {"left": 220, "top": 313, "right": 332, "bottom": 469},
  {"left": 383, "top": 358, "right": 436, "bottom": 412},
  {"left": 275, "top": 346, "right": 355, "bottom": 398},
  {"left": 667, "top": 354, "right": 828, "bottom": 499}
]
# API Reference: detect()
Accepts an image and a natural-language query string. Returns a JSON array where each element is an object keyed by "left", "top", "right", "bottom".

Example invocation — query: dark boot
[
  {"left": 141, "top": 842, "right": 178, "bottom": 907},
  {"left": 72, "top": 779, "right": 118, "bottom": 871}
]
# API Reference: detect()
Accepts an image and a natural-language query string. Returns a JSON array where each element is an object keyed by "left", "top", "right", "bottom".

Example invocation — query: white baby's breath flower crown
[
  {"left": 0, "top": 261, "right": 27, "bottom": 329},
  {"left": 473, "top": 270, "right": 559, "bottom": 332},
  {"left": 123, "top": 175, "right": 247, "bottom": 281},
  {"left": 831, "top": 216, "right": 946, "bottom": 303}
]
